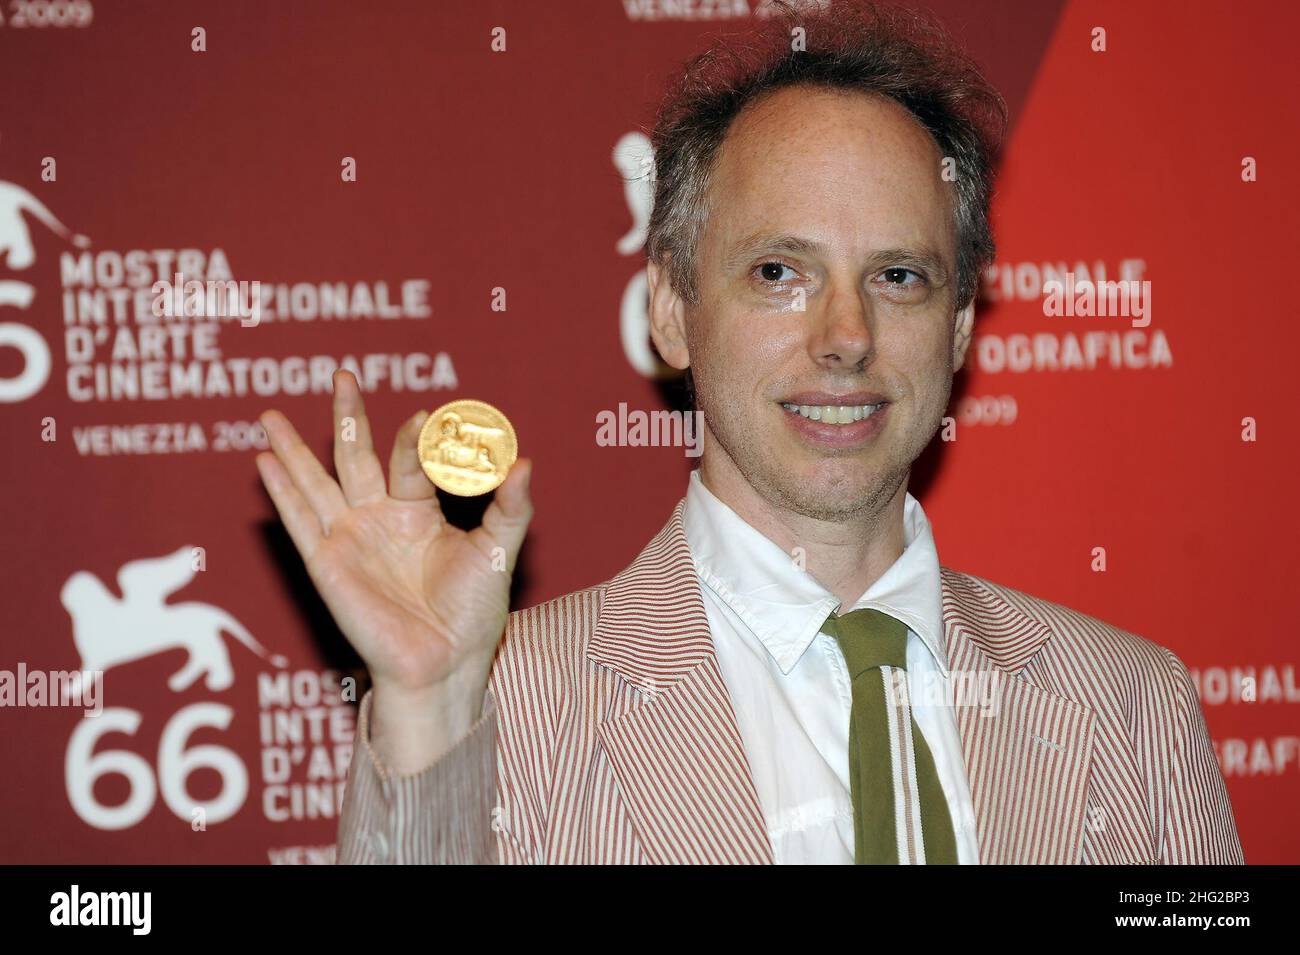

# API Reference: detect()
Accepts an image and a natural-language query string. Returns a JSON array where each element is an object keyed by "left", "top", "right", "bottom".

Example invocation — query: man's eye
[
  {"left": 756, "top": 261, "right": 797, "bottom": 283},
  {"left": 881, "top": 267, "right": 924, "bottom": 285}
]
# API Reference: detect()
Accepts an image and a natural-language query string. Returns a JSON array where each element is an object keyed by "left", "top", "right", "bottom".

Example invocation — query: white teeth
[{"left": 781, "top": 401, "right": 882, "bottom": 424}]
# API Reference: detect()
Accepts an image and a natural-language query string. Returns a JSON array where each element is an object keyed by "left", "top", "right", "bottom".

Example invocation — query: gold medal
[{"left": 416, "top": 399, "right": 518, "bottom": 496}]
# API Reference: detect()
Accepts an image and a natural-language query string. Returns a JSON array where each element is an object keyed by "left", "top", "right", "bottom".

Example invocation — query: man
[{"left": 255, "top": 2, "right": 1243, "bottom": 864}]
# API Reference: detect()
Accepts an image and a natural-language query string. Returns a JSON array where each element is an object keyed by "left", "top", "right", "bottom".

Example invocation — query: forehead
[{"left": 703, "top": 85, "right": 953, "bottom": 253}]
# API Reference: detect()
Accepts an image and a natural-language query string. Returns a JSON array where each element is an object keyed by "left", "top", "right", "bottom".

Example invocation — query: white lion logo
[
  {"left": 612, "top": 131, "right": 653, "bottom": 256},
  {"left": 0, "top": 175, "right": 92, "bottom": 402},
  {"left": 0, "top": 177, "right": 90, "bottom": 306},
  {"left": 61, "top": 547, "right": 288, "bottom": 693}
]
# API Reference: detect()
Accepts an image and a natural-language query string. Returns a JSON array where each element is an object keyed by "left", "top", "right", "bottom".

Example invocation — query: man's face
[{"left": 652, "top": 85, "right": 974, "bottom": 522}]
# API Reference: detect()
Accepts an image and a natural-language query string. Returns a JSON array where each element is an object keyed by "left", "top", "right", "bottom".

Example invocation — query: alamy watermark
[
  {"left": 595, "top": 402, "right": 704, "bottom": 458},
  {"left": 889, "top": 666, "right": 1002, "bottom": 718},
  {"left": 151, "top": 272, "right": 262, "bottom": 327},
  {"left": 1042, "top": 272, "right": 1151, "bottom": 328},
  {"left": 49, "top": 885, "right": 150, "bottom": 935},
  {"left": 0, "top": 664, "right": 102, "bottom": 716}
]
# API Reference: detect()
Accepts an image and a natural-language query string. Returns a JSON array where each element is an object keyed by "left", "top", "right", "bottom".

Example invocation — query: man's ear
[
  {"left": 951, "top": 298, "right": 975, "bottom": 371},
  {"left": 647, "top": 258, "right": 690, "bottom": 372}
]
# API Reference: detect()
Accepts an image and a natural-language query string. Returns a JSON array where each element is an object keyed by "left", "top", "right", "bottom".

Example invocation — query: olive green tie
[{"left": 821, "top": 608, "right": 958, "bottom": 864}]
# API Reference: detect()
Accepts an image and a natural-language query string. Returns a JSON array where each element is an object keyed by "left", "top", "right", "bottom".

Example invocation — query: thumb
[{"left": 476, "top": 457, "right": 534, "bottom": 571}]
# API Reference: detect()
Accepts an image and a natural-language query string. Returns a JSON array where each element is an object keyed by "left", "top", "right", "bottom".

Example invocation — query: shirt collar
[{"left": 682, "top": 468, "right": 948, "bottom": 676}]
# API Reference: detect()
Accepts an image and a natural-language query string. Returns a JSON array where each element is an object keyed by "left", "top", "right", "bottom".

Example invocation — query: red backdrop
[{"left": 1, "top": 0, "right": 1295, "bottom": 863}]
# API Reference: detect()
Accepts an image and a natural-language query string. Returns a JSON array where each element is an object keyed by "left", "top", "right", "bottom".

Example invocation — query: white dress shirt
[{"left": 681, "top": 468, "right": 981, "bottom": 864}]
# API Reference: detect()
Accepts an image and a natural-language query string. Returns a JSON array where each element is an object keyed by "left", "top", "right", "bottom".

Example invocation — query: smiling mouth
[{"left": 779, "top": 401, "right": 886, "bottom": 425}]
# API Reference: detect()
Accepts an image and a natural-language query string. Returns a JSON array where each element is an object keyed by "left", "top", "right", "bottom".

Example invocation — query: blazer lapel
[
  {"left": 588, "top": 500, "right": 774, "bottom": 864},
  {"left": 941, "top": 568, "right": 1096, "bottom": 864},
  {"left": 584, "top": 499, "right": 1098, "bottom": 865}
]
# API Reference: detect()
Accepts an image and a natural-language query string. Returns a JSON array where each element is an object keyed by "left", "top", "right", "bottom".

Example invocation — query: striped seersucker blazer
[{"left": 336, "top": 498, "right": 1244, "bottom": 865}]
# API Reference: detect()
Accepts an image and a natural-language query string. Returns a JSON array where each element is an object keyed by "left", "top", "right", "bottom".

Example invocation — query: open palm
[{"left": 255, "top": 371, "right": 533, "bottom": 696}]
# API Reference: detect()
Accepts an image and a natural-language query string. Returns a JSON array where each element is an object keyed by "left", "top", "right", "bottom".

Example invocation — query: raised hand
[{"left": 255, "top": 370, "right": 533, "bottom": 772}]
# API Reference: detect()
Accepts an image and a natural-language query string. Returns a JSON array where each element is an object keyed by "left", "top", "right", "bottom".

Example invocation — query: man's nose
[{"left": 808, "top": 281, "right": 874, "bottom": 368}]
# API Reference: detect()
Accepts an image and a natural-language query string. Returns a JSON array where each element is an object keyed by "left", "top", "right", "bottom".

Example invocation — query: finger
[
  {"left": 389, "top": 409, "right": 439, "bottom": 502},
  {"left": 255, "top": 451, "right": 324, "bottom": 559},
  {"left": 331, "top": 370, "right": 387, "bottom": 505},
  {"left": 259, "top": 409, "right": 348, "bottom": 529},
  {"left": 472, "top": 457, "right": 534, "bottom": 573}
]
